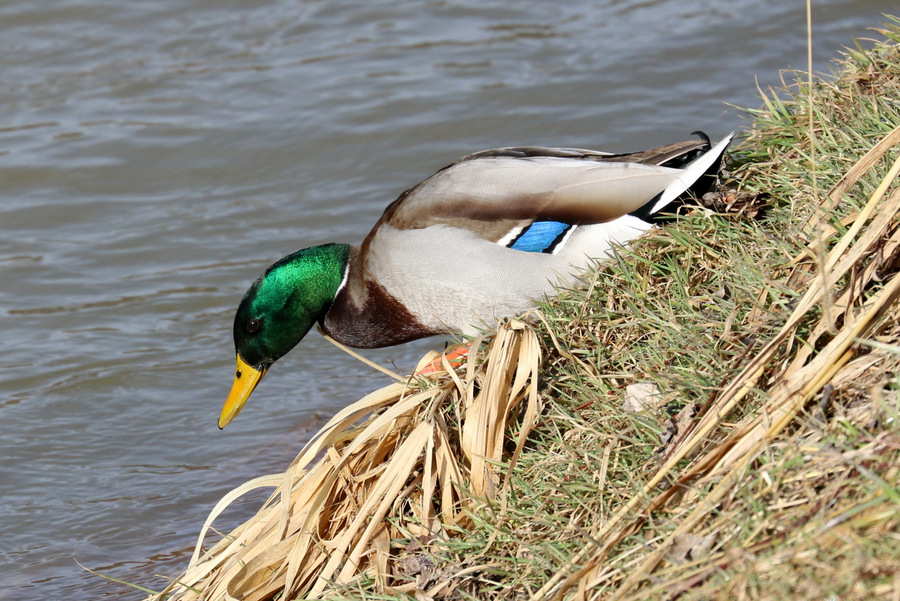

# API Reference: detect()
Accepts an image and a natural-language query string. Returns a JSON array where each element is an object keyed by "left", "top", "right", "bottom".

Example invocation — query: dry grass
[
  {"left": 152, "top": 321, "right": 542, "bottom": 600},
  {"left": 150, "top": 20, "right": 900, "bottom": 601}
]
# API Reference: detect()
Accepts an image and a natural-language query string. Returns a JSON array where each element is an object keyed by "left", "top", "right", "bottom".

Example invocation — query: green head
[
  {"left": 219, "top": 243, "right": 350, "bottom": 428},
  {"left": 234, "top": 243, "right": 350, "bottom": 368}
]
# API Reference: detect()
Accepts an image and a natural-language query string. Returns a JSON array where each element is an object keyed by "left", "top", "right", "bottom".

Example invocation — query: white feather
[
  {"left": 497, "top": 226, "right": 524, "bottom": 247},
  {"left": 649, "top": 133, "right": 734, "bottom": 214}
]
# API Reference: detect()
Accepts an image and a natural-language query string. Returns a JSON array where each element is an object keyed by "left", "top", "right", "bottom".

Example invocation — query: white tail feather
[{"left": 649, "top": 132, "right": 735, "bottom": 214}]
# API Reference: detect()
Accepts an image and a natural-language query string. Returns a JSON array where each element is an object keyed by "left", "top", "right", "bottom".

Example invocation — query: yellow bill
[{"left": 218, "top": 354, "right": 266, "bottom": 429}]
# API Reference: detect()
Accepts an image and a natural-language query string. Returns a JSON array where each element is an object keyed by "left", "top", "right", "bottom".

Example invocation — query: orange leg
[{"left": 417, "top": 342, "right": 471, "bottom": 376}]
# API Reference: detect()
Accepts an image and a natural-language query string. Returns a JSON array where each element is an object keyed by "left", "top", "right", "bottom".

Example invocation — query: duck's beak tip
[{"left": 218, "top": 354, "right": 266, "bottom": 429}]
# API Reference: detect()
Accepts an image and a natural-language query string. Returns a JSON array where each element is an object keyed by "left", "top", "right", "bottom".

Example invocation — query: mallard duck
[{"left": 219, "top": 132, "right": 733, "bottom": 428}]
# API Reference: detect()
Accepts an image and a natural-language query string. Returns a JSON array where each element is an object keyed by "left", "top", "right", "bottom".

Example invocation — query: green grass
[{"left": 369, "top": 19, "right": 900, "bottom": 600}]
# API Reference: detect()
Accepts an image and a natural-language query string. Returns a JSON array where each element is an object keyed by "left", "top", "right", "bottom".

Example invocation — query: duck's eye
[{"left": 246, "top": 318, "right": 261, "bottom": 333}]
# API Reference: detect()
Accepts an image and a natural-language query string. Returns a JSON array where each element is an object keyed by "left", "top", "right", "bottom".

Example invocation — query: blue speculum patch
[{"left": 509, "top": 220, "right": 572, "bottom": 253}]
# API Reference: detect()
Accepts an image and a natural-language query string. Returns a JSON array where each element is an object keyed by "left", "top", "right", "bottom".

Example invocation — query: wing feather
[
  {"left": 384, "top": 158, "right": 680, "bottom": 236},
  {"left": 363, "top": 134, "right": 731, "bottom": 248}
]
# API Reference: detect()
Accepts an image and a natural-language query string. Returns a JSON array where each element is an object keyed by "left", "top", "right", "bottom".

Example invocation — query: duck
[{"left": 218, "top": 131, "right": 733, "bottom": 428}]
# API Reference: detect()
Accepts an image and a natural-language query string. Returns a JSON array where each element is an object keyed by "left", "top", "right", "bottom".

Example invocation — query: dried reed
[{"left": 154, "top": 320, "right": 541, "bottom": 600}]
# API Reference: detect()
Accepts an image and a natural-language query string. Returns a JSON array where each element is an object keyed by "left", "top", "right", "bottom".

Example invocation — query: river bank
[{"left": 150, "top": 19, "right": 900, "bottom": 601}]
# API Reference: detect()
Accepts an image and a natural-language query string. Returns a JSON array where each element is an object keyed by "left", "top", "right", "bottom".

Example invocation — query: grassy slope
[{"left": 407, "top": 21, "right": 900, "bottom": 601}]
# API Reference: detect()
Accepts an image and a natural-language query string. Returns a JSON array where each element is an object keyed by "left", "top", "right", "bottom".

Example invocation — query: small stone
[{"left": 622, "top": 382, "right": 664, "bottom": 413}]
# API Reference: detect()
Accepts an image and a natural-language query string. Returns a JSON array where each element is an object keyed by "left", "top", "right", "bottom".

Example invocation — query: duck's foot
[{"left": 417, "top": 342, "right": 471, "bottom": 376}]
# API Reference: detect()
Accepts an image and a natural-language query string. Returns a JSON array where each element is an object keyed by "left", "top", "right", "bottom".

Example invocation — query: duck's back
[{"left": 325, "top": 134, "right": 732, "bottom": 345}]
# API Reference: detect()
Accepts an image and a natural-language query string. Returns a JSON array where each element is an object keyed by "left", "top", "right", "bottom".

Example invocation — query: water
[{"left": 0, "top": 0, "right": 892, "bottom": 597}]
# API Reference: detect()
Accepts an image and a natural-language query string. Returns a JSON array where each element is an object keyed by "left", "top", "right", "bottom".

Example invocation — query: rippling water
[{"left": 0, "top": 0, "right": 892, "bottom": 597}]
